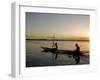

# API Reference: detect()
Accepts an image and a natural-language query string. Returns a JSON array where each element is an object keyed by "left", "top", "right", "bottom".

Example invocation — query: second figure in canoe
[{"left": 73, "top": 43, "right": 81, "bottom": 64}]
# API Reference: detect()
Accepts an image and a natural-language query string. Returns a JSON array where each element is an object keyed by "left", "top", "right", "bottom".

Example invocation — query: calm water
[{"left": 26, "top": 40, "right": 89, "bottom": 67}]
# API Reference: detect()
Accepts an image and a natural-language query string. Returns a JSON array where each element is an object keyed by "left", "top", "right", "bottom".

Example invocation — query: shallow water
[{"left": 26, "top": 40, "right": 89, "bottom": 67}]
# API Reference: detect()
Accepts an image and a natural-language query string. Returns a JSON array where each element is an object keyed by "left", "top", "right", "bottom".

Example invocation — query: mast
[{"left": 52, "top": 34, "right": 55, "bottom": 48}]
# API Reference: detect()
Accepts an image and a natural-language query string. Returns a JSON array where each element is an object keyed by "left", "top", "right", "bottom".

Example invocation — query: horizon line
[{"left": 26, "top": 38, "right": 89, "bottom": 41}]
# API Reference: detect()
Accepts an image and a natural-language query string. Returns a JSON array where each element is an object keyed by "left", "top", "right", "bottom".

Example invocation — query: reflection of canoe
[{"left": 41, "top": 46, "right": 88, "bottom": 56}]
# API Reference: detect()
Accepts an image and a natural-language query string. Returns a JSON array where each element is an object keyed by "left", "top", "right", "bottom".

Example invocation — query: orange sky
[{"left": 26, "top": 12, "right": 89, "bottom": 40}]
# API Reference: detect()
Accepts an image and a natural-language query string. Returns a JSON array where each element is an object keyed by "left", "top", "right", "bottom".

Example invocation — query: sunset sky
[{"left": 26, "top": 12, "right": 89, "bottom": 40}]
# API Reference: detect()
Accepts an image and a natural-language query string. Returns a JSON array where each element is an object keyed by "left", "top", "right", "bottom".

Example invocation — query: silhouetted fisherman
[
  {"left": 73, "top": 43, "right": 80, "bottom": 64},
  {"left": 55, "top": 42, "right": 58, "bottom": 50},
  {"left": 54, "top": 42, "right": 58, "bottom": 60}
]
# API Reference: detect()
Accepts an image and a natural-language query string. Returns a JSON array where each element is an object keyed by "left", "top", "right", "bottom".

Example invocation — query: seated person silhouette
[{"left": 73, "top": 43, "right": 80, "bottom": 64}]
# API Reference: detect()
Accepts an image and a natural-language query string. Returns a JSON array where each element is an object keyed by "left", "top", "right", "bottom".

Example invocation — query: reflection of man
[{"left": 73, "top": 43, "right": 80, "bottom": 64}]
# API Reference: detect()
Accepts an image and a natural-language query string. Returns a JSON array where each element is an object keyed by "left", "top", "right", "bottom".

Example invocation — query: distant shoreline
[{"left": 26, "top": 39, "right": 89, "bottom": 42}]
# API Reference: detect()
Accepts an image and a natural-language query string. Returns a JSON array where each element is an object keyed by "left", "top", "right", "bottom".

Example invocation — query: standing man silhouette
[{"left": 54, "top": 42, "right": 58, "bottom": 60}]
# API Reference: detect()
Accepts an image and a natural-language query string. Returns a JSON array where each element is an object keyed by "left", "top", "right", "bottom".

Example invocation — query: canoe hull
[
  {"left": 41, "top": 47, "right": 57, "bottom": 52},
  {"left": 41, "top": 46, "right": 84, "bottom": 56}
]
